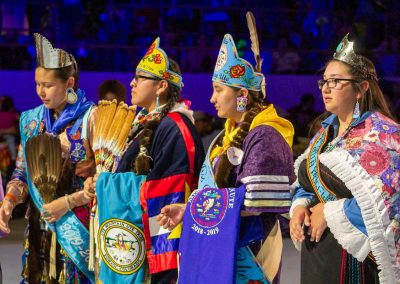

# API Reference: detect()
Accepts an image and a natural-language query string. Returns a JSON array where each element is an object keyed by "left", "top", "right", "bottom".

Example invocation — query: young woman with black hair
[
  {"left": 157, "top": 34, "right": 295, "bottom": 284},
  {"left": 84, "top": 38, "right": 204, "bottom": 283}
]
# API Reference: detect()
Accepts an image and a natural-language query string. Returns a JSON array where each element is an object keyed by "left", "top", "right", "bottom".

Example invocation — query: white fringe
[
  {"left": 324, "top": 199, "right": 371, "bottom": 260},
  {"left": 320, "top": 149, "right": 399, "bottom": 284}
]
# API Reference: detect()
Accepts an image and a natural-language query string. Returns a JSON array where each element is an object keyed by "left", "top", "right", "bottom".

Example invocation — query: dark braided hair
[
  {"left": 214, "top": 89, "right": 266, "bottom": 188},
  {"left": 134, "top": 59, "right": 181, "bottom": 174}
]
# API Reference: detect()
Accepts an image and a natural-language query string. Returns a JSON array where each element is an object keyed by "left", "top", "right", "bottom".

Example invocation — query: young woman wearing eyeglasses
[
  {"left": 290, "top": 34, "right": 400, "bottom": 283},
  {"left": 84, "top": 38, "right": 204, "bottom": 283}
]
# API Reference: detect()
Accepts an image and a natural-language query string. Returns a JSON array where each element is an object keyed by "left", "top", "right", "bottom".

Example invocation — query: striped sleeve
[
  {"left": 241, "top": 174, "right": 291, "bottom": 213},
  {"left": 237, "top": 125, "right": 295, "bottom": 213}
]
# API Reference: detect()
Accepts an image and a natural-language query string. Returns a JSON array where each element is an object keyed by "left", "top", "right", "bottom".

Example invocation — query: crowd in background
[{"left": 1, "top": 0, "right": 400, "bottom": 75}]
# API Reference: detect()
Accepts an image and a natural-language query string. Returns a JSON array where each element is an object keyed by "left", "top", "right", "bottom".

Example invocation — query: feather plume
[
  {"left": 246, "top": 11, "right": 263, "bottom": 73},
  {"left": 25, "top": 134, "right": 62, "bottom": 204}
]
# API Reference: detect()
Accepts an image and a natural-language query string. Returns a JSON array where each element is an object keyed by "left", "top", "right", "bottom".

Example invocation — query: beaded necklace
[{"left": 324, "top": 124, "right": 353, "bottom": 153}]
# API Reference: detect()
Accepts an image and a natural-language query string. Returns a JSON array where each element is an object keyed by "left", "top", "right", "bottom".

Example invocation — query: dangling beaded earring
[
  {"left": 353, "top": 98, "right": 360, "bottom": 119},
  {"left": 236, "top": 96, "right": 248, "bottom": 112},
  {"left": 155, "top": 95, "right": 160, "bottom": 112},
  {"left": 66, "top": 88, "right": 77, "bottom": 104}
]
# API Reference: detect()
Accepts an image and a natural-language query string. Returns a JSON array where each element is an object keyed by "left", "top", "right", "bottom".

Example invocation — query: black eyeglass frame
[
  {"left": 133, "top": 74, "right": 162, "bottom": 82},
  {"left": 317, "top": 78, "right": 359, "bottom": 90}
]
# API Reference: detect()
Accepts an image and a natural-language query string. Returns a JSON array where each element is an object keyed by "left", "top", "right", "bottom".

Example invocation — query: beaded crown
[
  {"left": 34, "top": 33, "right": 73, "bottom": 68},
  {"left": 333, "top": 33, "right": 377, "bottom": 81}
]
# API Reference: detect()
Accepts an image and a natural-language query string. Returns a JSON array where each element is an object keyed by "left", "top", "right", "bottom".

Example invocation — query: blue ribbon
[
  {"left": 20, "top": 104, "right": 95, "bottom": 283},
  {"left": 43, "top": 89, "right": 94, "bottom": 135},
  {"left": 307, "top": 128, "right": 336, "bottom": 202}
]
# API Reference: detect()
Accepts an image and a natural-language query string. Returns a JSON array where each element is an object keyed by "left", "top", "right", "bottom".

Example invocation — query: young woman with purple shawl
[{"left": 157, "top": 33, "right": 295, "bottom": 284}]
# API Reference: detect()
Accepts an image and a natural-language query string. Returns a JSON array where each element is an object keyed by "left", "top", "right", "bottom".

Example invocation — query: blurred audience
[
  {"left": 0, "top": 1, "right": 399, "bottom": 74},
  {"left": 193, "top": 110, "right": 224, "bottom": 151},
  {"left": 0, "top": 96, "right": 19, "bottom": 183},
  {"left": 289, "top": 93, "right": 322, "bottom": 158}
]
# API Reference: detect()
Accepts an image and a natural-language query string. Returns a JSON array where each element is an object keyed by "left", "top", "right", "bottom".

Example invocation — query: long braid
[
  {"left": 214, "top": 90, "right": 265, "bottom": 188},
  {"left": 134, "top": 59, "right": 181, "bottom": 175}
]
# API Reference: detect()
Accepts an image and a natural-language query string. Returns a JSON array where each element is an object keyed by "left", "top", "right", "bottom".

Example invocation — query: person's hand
[
  {"left": 156, "top": 204, "right": 186, "bottom": 230},
  {"left": 290, "top": 205, "right": 311, "bottom": 242},
  {"left": 42, "top": 197, "right": 70, "bottom": 223},
  {"left": 83, "top": 173, "right": 99, "bottom": 200},
  {"left": 0, "top": 200, "right": 14, "bottom": 234},
  {"left": 308, "top": 203, "right": 327, "bottom": 242}
]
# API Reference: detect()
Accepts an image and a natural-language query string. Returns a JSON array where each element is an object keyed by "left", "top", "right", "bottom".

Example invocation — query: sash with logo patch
[
  {"left": 96, "top": 172, "right": 146, "bottom": 284},
  {"left": 178, "top": 139, "right": 269, "bottom": 284},
  {"left": 20, "top": 105, "right": 95, "bottom": 282}
]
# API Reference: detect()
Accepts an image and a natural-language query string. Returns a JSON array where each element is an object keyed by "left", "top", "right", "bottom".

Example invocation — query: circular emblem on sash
[
  {"left": 190, "top": 188, "right": 228, "bottom": 228},
  {"left": 98, "top": 218, "right": 145, "bottom": 275}
]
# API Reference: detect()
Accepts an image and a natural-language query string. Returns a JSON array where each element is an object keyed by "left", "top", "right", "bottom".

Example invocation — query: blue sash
[
  {"left": 306, "top": 128, "right": 336, "bottom": 202},
  {"left": 20, "top": 105, "right": 95, "bottom": 283},
  {"left": 96, "top": 172, "right": 146, "bottom": 284},
  {"left": 178, "top": 137, "right": 269, "bottom": 284}
]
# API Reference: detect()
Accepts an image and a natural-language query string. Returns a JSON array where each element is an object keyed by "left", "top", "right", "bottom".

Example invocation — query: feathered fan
[
  {"left": 25, "top": 133, "right": 62, "bottom": 204},
  {"left": 25, "top": 133, "right": 63, "bottom": 281},
  {"left": 93, "top": 100, "right": 136, "bottom": 172}
]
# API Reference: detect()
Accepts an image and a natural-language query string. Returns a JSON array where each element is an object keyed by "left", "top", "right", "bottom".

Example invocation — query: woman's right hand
[
  {"left": 83, "top": 173, "right": 99, "bottom": 200},
  {"left": 0, "top": 200, "right": 14, "bottom": 234},
  {"left": 157, "top": 204, "right": 186, "bottom": 230},
  {"left": 290, "top": 205, "right": 311, "bottom": 242}
]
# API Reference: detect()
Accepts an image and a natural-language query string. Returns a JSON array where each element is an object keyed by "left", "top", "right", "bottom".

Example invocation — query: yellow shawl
[{"left": 210, "top": 104, "right": 294, "bottom": 161}]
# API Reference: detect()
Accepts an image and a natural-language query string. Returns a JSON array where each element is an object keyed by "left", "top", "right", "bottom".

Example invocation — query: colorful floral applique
[
  {"left": 67, "top": 127, "right": 86, "bottom": 163},
  {"left": 39, "top": 120, "right": 45, "bottom": 133},
  {"left": 374, "top": 120, "right": 398, "bottom": 134},
  {"left": 145, "top": 43, "right": 156, "bottom": 56},
  {"left": 381, "top": 168, "right": 395, "bottom": 186},
  {"left": 154, "top": 54, "right": 162, "bottom": 64},
  {"left": 24, "top": 119, "right": 38, "bottom": 137},
  {"left": 363, "top": 130, "right": 380, "bottom": 143},
  {"left": 161, "top": 71, "right": 171, "bottom": 80},
  {"left": 348, "top": 123, "right": 369, "bottom": 139},
  {"left": 344, "top": 137, "right": 362, "bottom": 149},
  {"left": 359, "top": 143, "right": 391, "bottom": 176},
  {"left": 378, "top": 132, "right": 400, "bottom": 152},
  {"left": 229, "top": 64, "right": 246, "bottom": 78},
  {"left": 382, "top": 184, "right": 395, "bottom": 197}
]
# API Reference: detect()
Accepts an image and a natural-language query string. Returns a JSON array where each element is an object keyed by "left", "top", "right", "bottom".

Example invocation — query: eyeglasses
[
  {"left": 317, "top": 78, "right": 359, "bottom": 90},
  {"left": 133, "top": 74, "right": 161, "bottom": 82}
]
